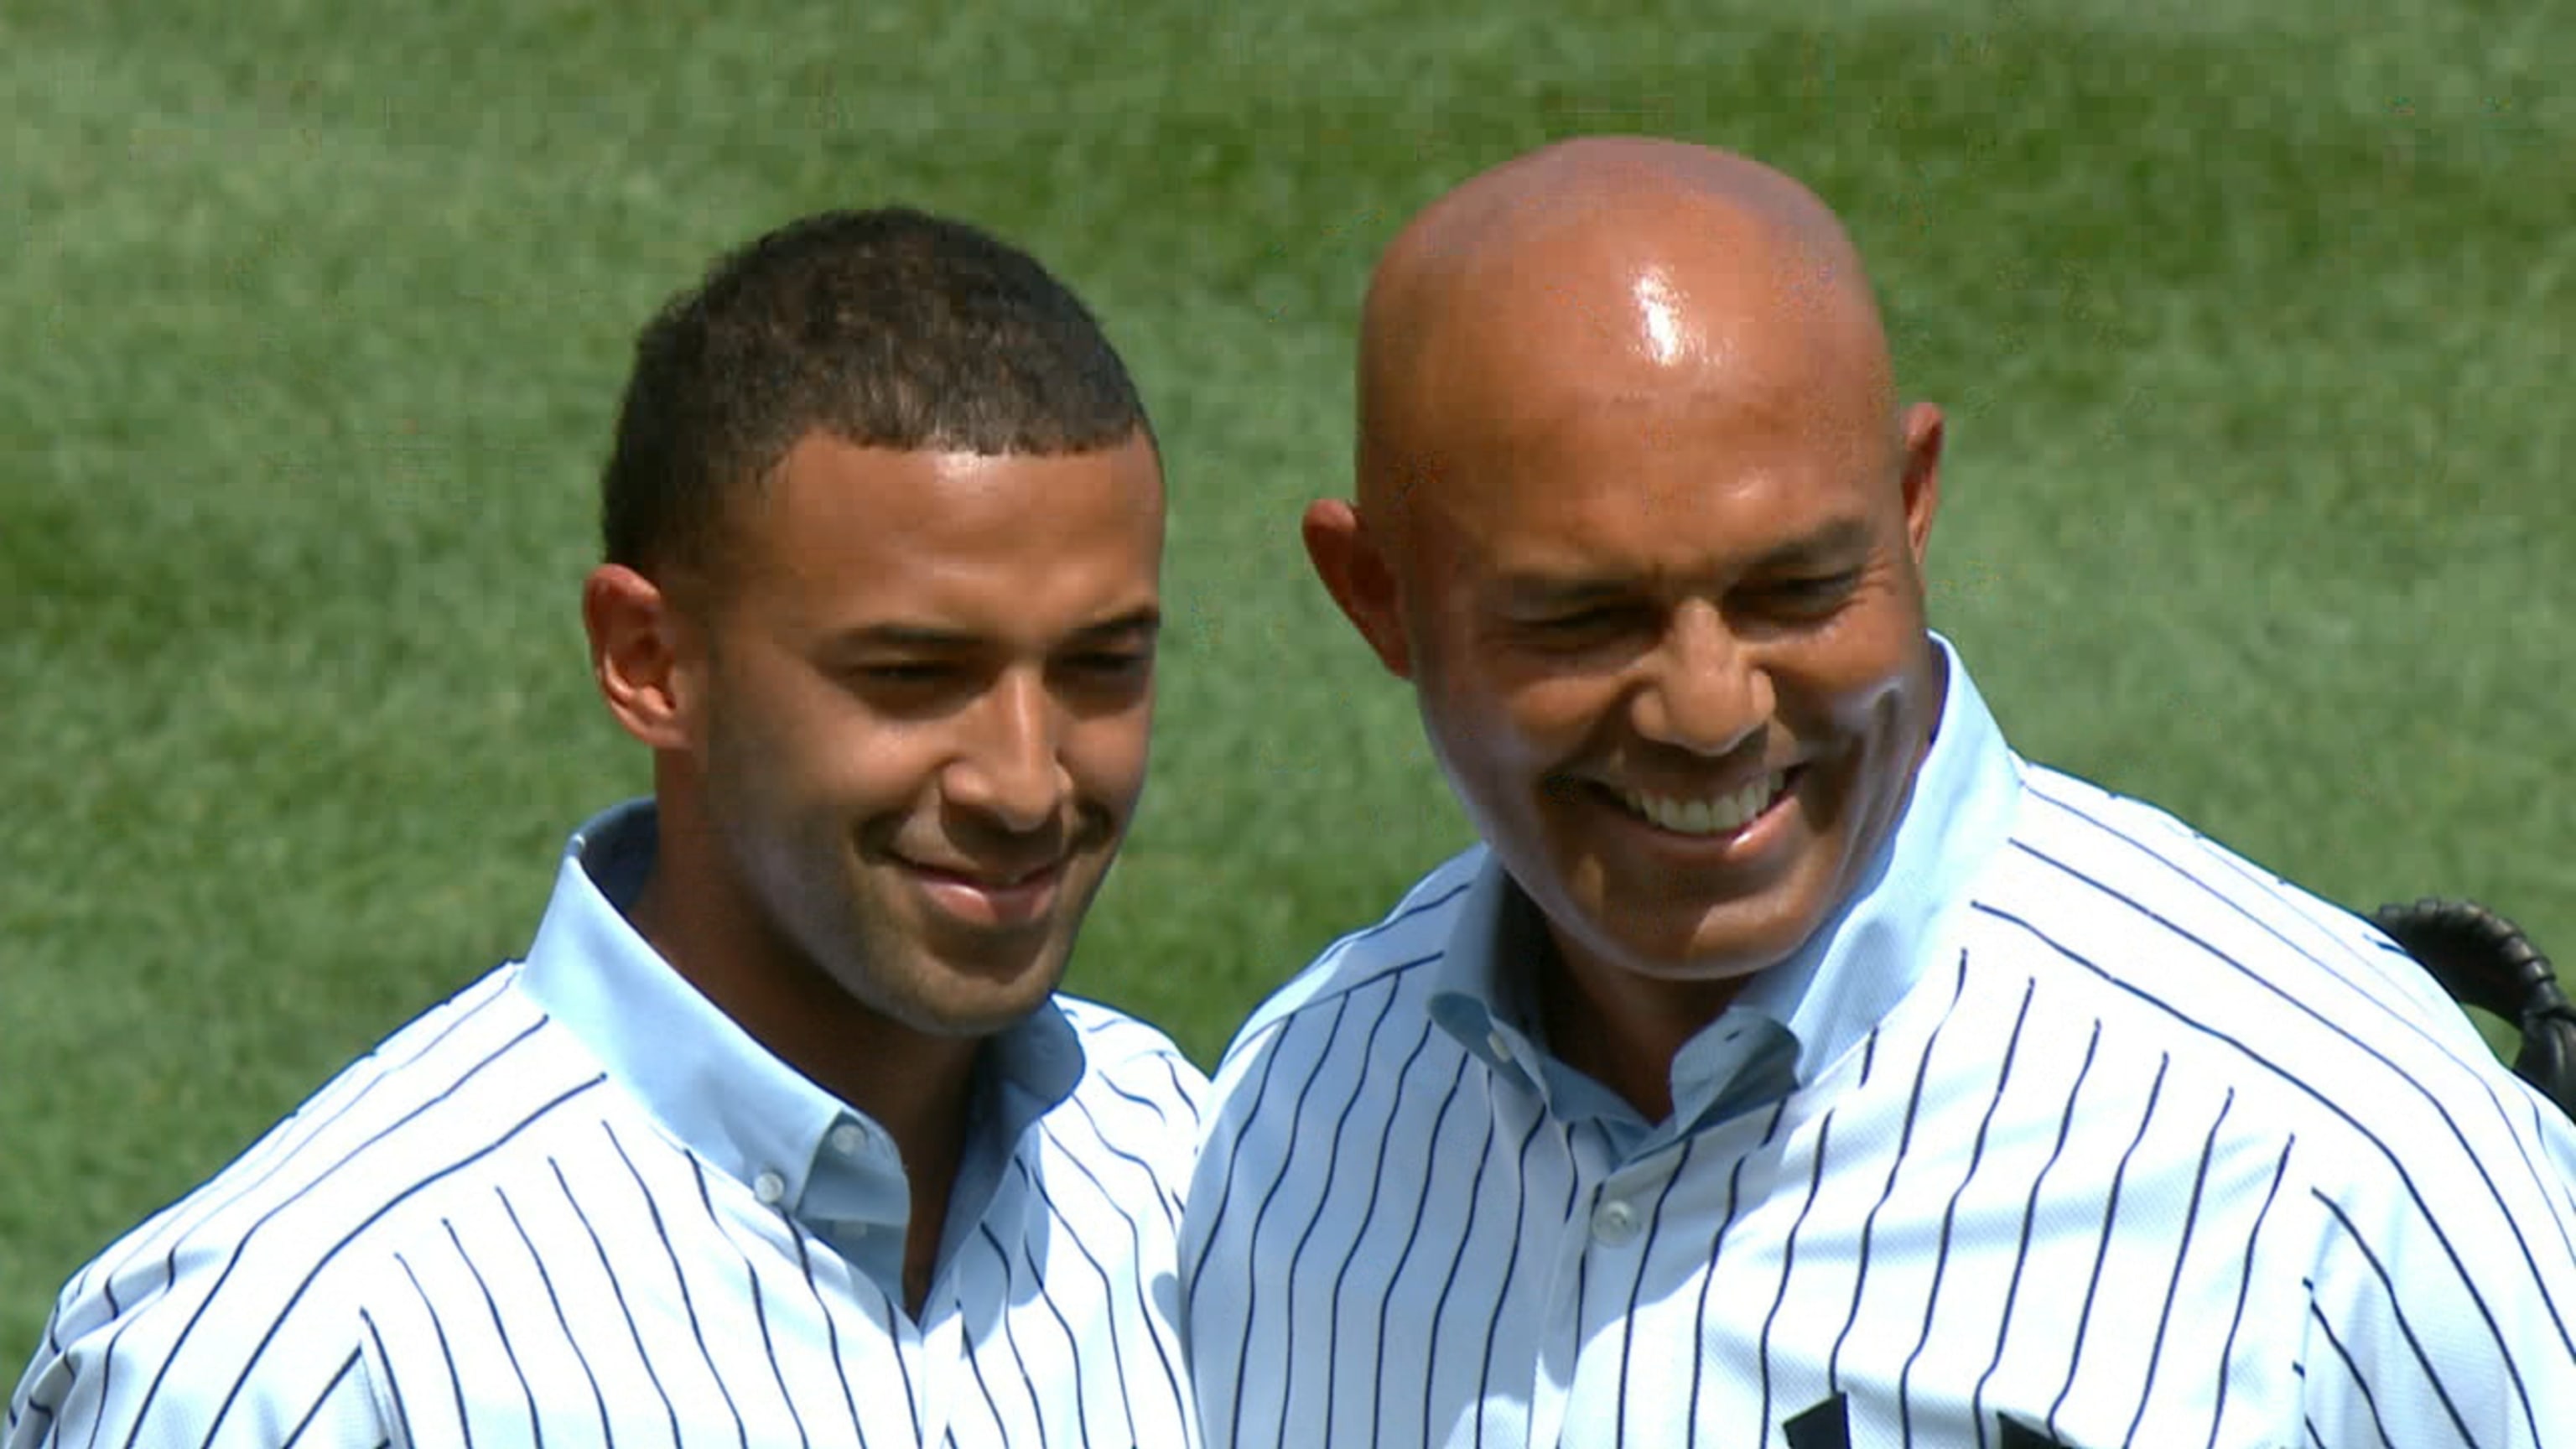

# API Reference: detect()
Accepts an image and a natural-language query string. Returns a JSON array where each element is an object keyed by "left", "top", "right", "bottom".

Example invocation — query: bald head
[{"left": 1357, "top": 137, "right": 1899, "bottom": 533}]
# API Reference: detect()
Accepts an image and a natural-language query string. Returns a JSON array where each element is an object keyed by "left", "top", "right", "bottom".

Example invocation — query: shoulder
[
  {"left": 1213, "top": 845, "right": 1483, "bottom": 1077},
  {"left": 1984, "top": 764, "right": 2478, "bottom": 1036},
  {"left": 1905, "top": 760, "right": 2576, "bottom": 1431},
  {"left": 1036, "top": 995, "right": 1208, "bottom": 1188},
  {"left": 1970, "top": 763, "right": 2576, "bottom": 1182},
  {"left": 10, "top": 1276, "right": 380, "bottom": 1447},
  {"left": 12, "top": 969, "right": 630, "bottom": 1434},
  {"left": 8, "top": 970, "right": 592, "bottom": 1441},
  {"left": 2289, "top": 1067, "right": 2576, "bottom": 1439},
  {"left": 1053, "top": 994, "right": 1208, "bottom": 1118},
  {"left": 1185, "top": 848, "right": 1486, "bottom": 1181}
]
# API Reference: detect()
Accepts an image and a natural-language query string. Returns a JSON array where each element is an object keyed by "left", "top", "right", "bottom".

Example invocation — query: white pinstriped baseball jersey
[
  {"left": 1182, "top": 641, "right": 2576, "bottom": 1448},
  {"left": 9, "top": 802, "right": 1204, "bottom": 1448}
]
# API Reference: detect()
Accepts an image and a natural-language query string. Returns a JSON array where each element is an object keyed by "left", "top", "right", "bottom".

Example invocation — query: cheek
[
  {"left": 1064, "top": 705, "right": 1155, "bottom": 807},
  {"left": 728, "top": 690, "right": 935, "bottom": 821},
  {"left": 1768, "top": 658, "right": 1897, "bottom": 738},
  {"left": 1503, "top": 673, "right": 1621, "bottom": 759},
  {"left": 1771, "top": 612, "right": 1926, "bottom": 734},
  {"left": 1424, "top": 653, "right": 1613, "bottom": 781}
]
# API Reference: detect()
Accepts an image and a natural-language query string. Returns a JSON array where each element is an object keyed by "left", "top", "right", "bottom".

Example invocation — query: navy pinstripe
[
  {"left": 552, "top": 1153, "right": 683, "bottom": 1442},
  {"left": 281, "top": 1353, "right": 365, "bottom": 1449},
  {"left": 1896, "top": 976, "right": 2033, "bottom": 1448},
  {"left": 1328, "top": 1012, "right": 1445, "bottom": 1384},
  {"left": 687, "top": 1158, "right": 806, "bottom": 1449},
  {"left": 1423, "top": 1097, "right": 1503, "bottom": 1447},
  {"left": 439, "top": 1218, "right": 540, "bottom": 1446},
  {"left": 493, "top": 1186, "right": 610, "bottom": 1443},
  {"left": 392, "top": 1254, "right": 470, "bottom": 1449},
  {"left": 2125, "top": 1088, "right": 2234, "bottom": 1448}
]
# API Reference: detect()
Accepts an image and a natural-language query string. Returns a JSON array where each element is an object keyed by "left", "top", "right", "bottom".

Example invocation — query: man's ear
[
  {"left": 1898, "top": 401, "right": 1945, "bottom": 567},
  {"left": 1301, "top": 498, "right": 1413, "bottom": 680},
  {"left": 583, "top": 564, "right": 699, "bottom": 751}
]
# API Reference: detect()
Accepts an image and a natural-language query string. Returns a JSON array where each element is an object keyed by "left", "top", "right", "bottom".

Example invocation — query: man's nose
[
  {"left": 944, "top": 671, "right": 1069, "bottom": 833},
  {"left": 1629, "top": 600, "right": 1771, "bottom": 757}
]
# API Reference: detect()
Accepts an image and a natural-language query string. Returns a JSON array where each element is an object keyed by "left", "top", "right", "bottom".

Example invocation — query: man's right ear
[
  {"left": 583, "top": 564, "right": 698, "bottom": 751},
  {"left": 1301, "top": 499, "right": 1413, "bottom": 680}
]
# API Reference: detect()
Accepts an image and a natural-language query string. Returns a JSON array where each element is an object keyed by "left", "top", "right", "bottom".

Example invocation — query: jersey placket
[
  {"left": 1529, "top": 1025, "right": 1801, "bottom": 1448},
  {"left": 1526, "top": 1117, "right": 1682, "bottom": 1447}
]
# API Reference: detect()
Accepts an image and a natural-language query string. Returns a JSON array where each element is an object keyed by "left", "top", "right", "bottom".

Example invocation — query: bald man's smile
[{"left": 1611, "top": 767, "right": 1794, "bottom": 839}]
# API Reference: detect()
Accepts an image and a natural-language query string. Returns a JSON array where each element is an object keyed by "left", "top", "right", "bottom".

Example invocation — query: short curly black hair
[{"left": 598, "top": 206, "right": 1153, "bottom": 583}]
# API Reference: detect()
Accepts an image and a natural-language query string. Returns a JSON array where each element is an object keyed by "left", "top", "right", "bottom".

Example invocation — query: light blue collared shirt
[
  {"left": 516, "top": 799, "right": 1085, "bottom": 1302},
  {"left": 1426, "top": 632, "right": 2022, "bottom": 1160}
]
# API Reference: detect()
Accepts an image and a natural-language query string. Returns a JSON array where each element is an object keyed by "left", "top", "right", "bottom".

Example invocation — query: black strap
[{"left": 2371, "top": 897, "right": 2576, "bottom": 1123}]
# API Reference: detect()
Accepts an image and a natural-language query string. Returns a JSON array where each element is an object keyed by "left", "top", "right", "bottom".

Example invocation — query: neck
[
  {"left": 634, "top": 787, "right": 979, "bottom": 1316},
  {"left": 1536, "top": 942, "right": 1749, "bottom": 1123}
]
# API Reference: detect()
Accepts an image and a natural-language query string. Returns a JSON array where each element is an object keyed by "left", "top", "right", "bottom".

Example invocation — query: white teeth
[{"left": 1620, "top": 771, "right": 1786, "bottom": 836}]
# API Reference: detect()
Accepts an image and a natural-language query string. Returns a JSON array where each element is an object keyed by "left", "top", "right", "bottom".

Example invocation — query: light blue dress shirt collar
[
  {"left": 1426, "top": 632, "right": 2023, "bottom": 1153},
  {"left": 515, "top": 799, "right": 1086, "bottom": 1302}
]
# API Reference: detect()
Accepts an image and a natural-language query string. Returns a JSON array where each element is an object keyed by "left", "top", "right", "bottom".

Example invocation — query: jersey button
[
  {"left": 754, "top": 1171, "right": 787, "bottom": 1206},
  {"left": 828, "top": 1123, "right": 867, "bottom": 1157},
  {"left": 1591, "top": 1197, "right": 1641, "bottom": 1247}
]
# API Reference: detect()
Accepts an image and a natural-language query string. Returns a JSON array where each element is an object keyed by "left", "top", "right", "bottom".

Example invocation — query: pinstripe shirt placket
[
  {"left": 1424, "top": 851, "right": 1805, "bottom": 1444},
  {"left": 1487, "top": 1023, "right": 1800, "bottom": 1446}
]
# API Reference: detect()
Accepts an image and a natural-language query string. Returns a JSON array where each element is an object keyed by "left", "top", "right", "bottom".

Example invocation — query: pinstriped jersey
[
  {"left": 1181, "top": 652, "right": 2576, "bottom": 1448},
  {"left": 8, "top": 807, "right": 1204, "bottom": 1448}
]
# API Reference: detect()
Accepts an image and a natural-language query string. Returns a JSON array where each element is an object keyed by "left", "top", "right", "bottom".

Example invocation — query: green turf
[{"left": 5, "top": 0, "right": 2569, "bottom": 1363}]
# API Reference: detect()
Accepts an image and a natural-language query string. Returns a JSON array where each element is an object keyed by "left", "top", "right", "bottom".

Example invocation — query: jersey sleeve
[
  {"left": 2296, "top": 1112, "right": 2576, "bottom": 1448},
  {"left": 6, "top": 1270, "right": 388, "bottom": 1448}
]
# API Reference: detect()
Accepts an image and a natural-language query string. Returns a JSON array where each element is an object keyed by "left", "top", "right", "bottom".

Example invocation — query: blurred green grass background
[{"left": 5, "top": 0, "right": 2569, "bottom": 1363}]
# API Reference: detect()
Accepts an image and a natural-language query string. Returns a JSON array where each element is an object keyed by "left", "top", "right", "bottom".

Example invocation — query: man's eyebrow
[
  {"left": 827, "top": 606, "right": 1161, "bottom": 652},
  {"left": 1496, "top": 517, "right": 1875, "bottom": 605},
  {"left": 1496, "top": 574, "right": 1633, "bottom": 610},
  {"left": 832, "top": 622, "right": 979, "bottom": 652},
  {"left": 1752, "top": 516, "right": 1872, "bottom": 569},
  {"left": 1067, "top": 605, "right": 1162, "bottom": 642}
]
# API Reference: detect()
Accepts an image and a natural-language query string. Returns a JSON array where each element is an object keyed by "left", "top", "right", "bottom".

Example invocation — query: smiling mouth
[
  {"left": 906, "top": 857, "right": 1066, "bottom": 891},
  {"left": 898, "top": 855, "right": 1072, "bottom": 931},
  {"left": 1610, "top": 768, "right": 1796, "bottom": 837}
]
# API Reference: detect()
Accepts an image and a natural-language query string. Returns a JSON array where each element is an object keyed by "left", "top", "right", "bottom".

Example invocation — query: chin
[
  {"left": 909, "top": 1000, "right": 1050, "bottom": 1041},
  {"left": 807, "top": 932, "right": 1052, "bottom": 1037},
  {"left": 1613, "top": 933, "right": 1800, "bottom": 986},
  {"left": 874, "top": 980, "right": 1058, "bottom": 1040},
  {"left": 918, "top": 949, "right": 1075, "bottom": 1033},
  {"left": 1595, "top": 884, "right": 1836, "bottom": 984}
]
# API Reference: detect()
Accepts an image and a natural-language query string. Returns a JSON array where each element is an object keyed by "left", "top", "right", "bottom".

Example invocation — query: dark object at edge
[{"left": 2372, "top": 896, "right": 2576, "bottom": 1124}]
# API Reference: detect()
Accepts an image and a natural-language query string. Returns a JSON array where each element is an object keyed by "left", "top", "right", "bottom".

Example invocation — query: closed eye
[
  {"left": 1526, "top": 602, "right": 1650, "bottom": 634},
  {"left": 1061, "top": 649, "right": 1154, "bottom": 685},
  {"left": 1064, "top": 649, "right": 1153, "bottom": 678},
  {"left": 1754, "top": 571, "right": 1862, "bottom": 613},
  {"left": 856, "top": 661, "right": 958, "bottom": 684}
]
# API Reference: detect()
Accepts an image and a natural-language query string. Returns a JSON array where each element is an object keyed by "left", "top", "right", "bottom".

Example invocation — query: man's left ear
[{"left": 1898, "top": 401, "right": 1945, "bottom": 566}]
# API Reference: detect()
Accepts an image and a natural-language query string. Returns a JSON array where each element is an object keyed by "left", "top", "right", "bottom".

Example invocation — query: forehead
[
  {"left": 1375, "top": 208, "right": 1897, "bottom": 569},
  {"left": 1413, "top": 396, "right": 1893, "bottom": 587},
  {"left": 722, "top": 433, "right": 1163, "bottom": 629}
]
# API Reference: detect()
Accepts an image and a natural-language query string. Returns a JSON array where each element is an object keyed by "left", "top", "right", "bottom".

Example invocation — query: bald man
[{"left": 1179, "top": 138, "right": 2576, "bottom": 1448}]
